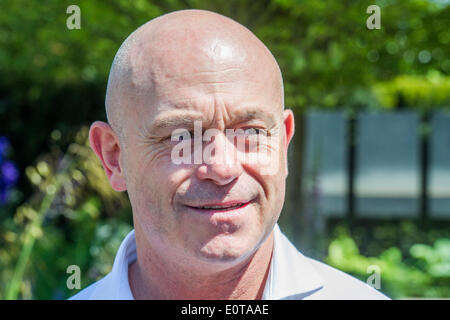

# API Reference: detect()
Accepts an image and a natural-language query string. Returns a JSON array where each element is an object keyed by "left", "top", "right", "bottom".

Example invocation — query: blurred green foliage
[
  {"left": 374, "top": 71, "right": 450, "bottom": 109},
  {"left": 0, "top": 128, "right": 132, "bottom": 299},
  {"left": 326, "top": 232, "right": 450, "bottom": 298},
  {"left": 0, "top": 0, "right": 449, "bottom": 299}
]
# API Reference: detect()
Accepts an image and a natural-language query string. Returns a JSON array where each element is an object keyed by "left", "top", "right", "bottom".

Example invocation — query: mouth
[{"left": 185, "top": 200, "right": 253, "bottom": 214}]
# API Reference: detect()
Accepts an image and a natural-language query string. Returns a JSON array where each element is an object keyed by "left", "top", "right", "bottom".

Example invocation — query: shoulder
[
  {"left": 270, "top": 225, "right": 390, "bottom": 300},
  {"left": 304, "top": 257, "right": 390, "bottom": 300}
]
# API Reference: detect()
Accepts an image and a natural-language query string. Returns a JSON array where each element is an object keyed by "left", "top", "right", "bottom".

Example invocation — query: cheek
[
  {"left": 125, "top": 148, "right": 193, "bottom": 218},
  {"left": 243, "top": 136, "right": 287, "bottom": 196},
  {"left": 122, "top": 146, "right": 169, "bottom": 212},
  {"left": 125, "top": 143, "right": 172, "bottom": 189}
]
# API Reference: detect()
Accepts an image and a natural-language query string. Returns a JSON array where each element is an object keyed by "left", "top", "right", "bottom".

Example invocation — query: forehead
[
  {"left": 122, "top": 29, "right": 283, "bottom": 133},
  {"left": 129, "top": 36, "right": 279, "bottom": 97},
  {"left": 132, "top": 71, "right": 282, "bottom": 134}
]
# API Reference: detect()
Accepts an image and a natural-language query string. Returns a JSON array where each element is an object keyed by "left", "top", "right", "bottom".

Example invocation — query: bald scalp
[{"left": 105, "top": 9, "right": 284, "bottom": 138}]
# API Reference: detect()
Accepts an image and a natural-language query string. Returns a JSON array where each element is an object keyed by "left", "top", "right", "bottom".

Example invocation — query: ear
[
  {"left": 282, "top": 109, "right": 295, "bottom": 178},
  {"left": 89, "top": 121, "right": 127, "bottom": 192}
]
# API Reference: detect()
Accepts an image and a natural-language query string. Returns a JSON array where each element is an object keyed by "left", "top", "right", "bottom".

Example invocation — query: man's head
[{"left": 89, "top": 9, "right": 295, "bottom": 273}]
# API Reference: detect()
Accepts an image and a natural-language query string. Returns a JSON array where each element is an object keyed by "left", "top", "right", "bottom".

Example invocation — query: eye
[
  {"left": 171, "top": 129, "right": 192, "bottom": 142},
  {"left": 244, "top": 127, "right": 266, "bottom": 136}
]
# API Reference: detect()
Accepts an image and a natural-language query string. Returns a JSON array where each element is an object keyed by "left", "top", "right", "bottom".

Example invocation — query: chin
[{"left": 195, "top": 233, "right": 260, "bottom": 266}]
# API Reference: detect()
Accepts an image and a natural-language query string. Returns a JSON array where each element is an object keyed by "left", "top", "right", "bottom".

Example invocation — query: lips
[{"left": 185, "top": 200, "right": 252, "bottom": 212}]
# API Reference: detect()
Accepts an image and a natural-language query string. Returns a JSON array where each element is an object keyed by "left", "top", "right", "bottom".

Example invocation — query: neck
[{"left": 128, "top": 231, "right": 274, "bottom": 300}]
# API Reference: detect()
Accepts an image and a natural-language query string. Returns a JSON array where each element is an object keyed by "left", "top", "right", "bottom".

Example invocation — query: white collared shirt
[{"left": 69, "top": 224, "right": 389, "bottom": 300}]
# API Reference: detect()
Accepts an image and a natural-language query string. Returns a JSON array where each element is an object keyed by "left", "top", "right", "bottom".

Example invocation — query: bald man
[{"left": 70, "top": 9, "right": 388, "bottom": 300}]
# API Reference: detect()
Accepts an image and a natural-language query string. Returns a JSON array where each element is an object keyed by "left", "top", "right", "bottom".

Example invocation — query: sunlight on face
[{"left": 115, "top": 22, "right": 289, "bottom": 272}]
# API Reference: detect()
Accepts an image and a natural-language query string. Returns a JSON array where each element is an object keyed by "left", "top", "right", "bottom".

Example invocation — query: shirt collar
[
  {"left": 104, "top": 224, "right": 324, "bottom": 300},
  {"left": 262, "top": 224, "right": 324, "bottom": 299},
  {"left": 96, "top": 229, "right": 136, "bottom": 300}
]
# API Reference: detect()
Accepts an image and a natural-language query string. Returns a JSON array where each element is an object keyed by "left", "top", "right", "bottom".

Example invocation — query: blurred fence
[{"left": 303, "top": 109, "right": 450, "bottom": 221}]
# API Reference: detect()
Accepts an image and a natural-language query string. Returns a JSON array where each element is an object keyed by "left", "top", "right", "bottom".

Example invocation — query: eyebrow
[
  {"left": 236, "top": 109, "right": 278, "bottom": 126},
  {"left": 150, "top": 113, "right": 204, "bottom": 133},
  {"left": 149, "top": 108, "right": 279, "bottom": 134}
]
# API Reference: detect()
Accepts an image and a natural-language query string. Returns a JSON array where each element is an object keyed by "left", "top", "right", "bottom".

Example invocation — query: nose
[{"left": 196, "top": 132, "right": 243, "bottom": 185}]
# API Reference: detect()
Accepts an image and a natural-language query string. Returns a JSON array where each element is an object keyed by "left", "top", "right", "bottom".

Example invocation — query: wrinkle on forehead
[{"left": 105, "top": 9, "right": 284, "bottom": 139}]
